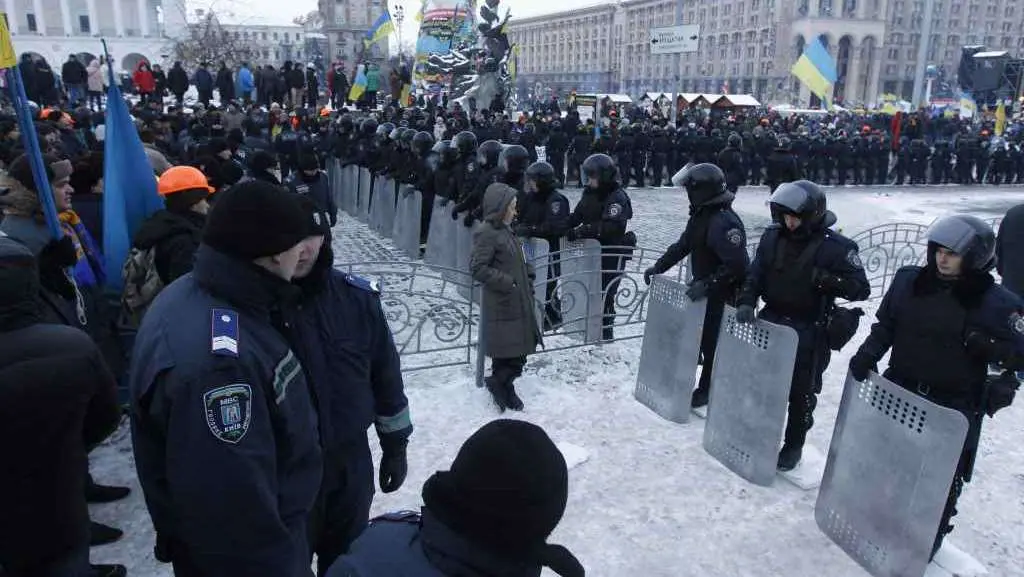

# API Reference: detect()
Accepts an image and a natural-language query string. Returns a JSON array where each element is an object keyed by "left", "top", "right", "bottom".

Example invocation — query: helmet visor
[
  {"left": 926, "top": 217, "right": 978, "bottom": 255},
  {"left": 767, "top": 184, "right": 809, "bottom": 215}
]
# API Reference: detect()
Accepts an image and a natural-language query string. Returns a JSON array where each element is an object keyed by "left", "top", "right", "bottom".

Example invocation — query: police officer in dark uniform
[
  {"left": 632, "top": 124, "right": 650, "bottom": 188},
  {"left": 614, "top": 126, "right": 635, "bottom": 188},
  {"left": 453, "top": 139, "right": 503, "bottom": 224},
  {"left": 849, "top": 215, "right": 1024, "bottom": 558},
  {"left": 567, "top": 153, "right": 635, "bottom": 341},
  {"left": 498, "top": 144, "right": 530, "bottom": 194},
  {"left": 452, "top": 130, "right": 480, "bottom": 209},
  {"left": 736, "top": 180, "right": 870, "bottom": 471},
  {"left": 568, "top": 125, "right": 591, "bottom": 187},
  {"left": 997, "top": 203, "right": 1024, "bottom": 298},
  {"left": 129, "top": 182, "right": 323, "bottom": 577},
  {"left": 546, "top": 120, "right": 569, "bottom": 187},
  {"left": 433, "top": 140, "right": 459, "bottom": 205},
  {"left": 649, "top": 125, "right": 671, "bottom": 187},
  {"left": 514, "top": 161, "right": 571, "bottom": 329},
  {"left": 643, "top": 164, "right": 750, "bottom": 407},
  {"left": 287, "top": 149, "right": 337, "bottom": 227},
  {"left": 289, "top": 199, "right": 412, "bottom": 575},
  {"left": 717, "top": 133, "right": 746, "bottom": 193},
  {"left": 764, "top": 136, "right": 801, "bottom": 193}
]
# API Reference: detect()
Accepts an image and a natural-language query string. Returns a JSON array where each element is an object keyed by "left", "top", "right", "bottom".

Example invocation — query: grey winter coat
[{"left": 470, "top": 183, "right": 541, "bottom": 359}]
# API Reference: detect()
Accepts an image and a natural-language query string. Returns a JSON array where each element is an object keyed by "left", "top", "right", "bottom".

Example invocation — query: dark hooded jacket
[
  {"left": 0, "top": 235, "right": 120, "bottom": 572},
  {"left": 469, "top": 184, "right": 541, "bottom": 359},
  {"left": 131, "top": 209, "right": 206, "bottom": 285}
]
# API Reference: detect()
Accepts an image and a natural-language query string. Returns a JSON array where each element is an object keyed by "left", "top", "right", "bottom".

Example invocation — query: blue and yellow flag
[
  {"left": 365, "top": 11, "right": 395, "bottom": 47},
  {"left": 349, "top": 64, "right": 368, "bottom": 102},
  {"left": 791, "top": 38, "right": 837, "bottom": 106}
]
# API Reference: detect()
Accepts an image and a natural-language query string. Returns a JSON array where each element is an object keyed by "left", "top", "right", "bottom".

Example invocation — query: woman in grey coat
[{"left": 470, "top": 183, "right": 542, "bottom": 411}]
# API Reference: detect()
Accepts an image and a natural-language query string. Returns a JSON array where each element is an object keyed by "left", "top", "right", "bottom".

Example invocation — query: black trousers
[
  {"left": 761, "top": 309, "right": 828, "bottom": 449},
  {"left": 310, "top": 437, "right": 375, "bottom": 575},
  {"left": 694, "top": 297, "right": 726, "bottom": 393},
  {"left": 490, "top": 356, "right": 527, "bottom": 382}
]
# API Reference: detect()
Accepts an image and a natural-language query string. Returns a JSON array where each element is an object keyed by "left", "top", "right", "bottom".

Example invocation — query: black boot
[
  {"left": 505, "top": 379, "right": 525, "bottom": 411},
  {"left": 90, "top": 564, "right": 127, "bottom": 577},
  {"left": 777, "top": 443, "right": 803, "bottom": 472},
  {"left": 85, "top": 479, "right": 130, "bottom": 504},
  {"left": 485, "top": 376, "right": 508, "bottom": 412},
  {"left": 691, "top": 387, "right": 709, "bottom": 408},
  {"left": 90, "top": 521, "right": 124, "bottom": 546}
]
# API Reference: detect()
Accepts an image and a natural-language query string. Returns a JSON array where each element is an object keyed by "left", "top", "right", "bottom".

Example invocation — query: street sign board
[{"left": 649, "top": 25, "right": 700, "bottom": 54}]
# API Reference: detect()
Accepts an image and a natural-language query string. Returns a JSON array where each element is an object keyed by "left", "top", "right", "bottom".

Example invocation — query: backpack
[{"left": 120, "top": 246, "right": 164, "bottom": 329}]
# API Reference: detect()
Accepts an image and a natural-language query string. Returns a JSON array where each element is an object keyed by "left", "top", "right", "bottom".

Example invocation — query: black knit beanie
[
  {"left": 164, "top": 187, "right": 209, "bottom": 214},
  {"left": 202, "top": 181, "right": 310, "bottom": 260},
  {"left": 422, "top": 419, "right": 584, "bottom": 577}
]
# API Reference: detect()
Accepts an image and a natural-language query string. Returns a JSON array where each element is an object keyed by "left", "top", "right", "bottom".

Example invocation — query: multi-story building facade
[
  {"left": 317, "top": 0, "right": 390, "bottom": 66},
  {"left": 9, "top": 0, "right": 187, "bottom": 72},
  {"left": 508, "top": 0, "right": 1024, "bottom": 107},
  {"left": 218, "top": 23, "right": 307, "bottom": 68}
]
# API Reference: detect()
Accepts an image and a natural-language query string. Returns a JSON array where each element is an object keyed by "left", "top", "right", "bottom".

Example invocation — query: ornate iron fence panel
[
  {"left": 848, "top": 222, "right": 931, "bottom": 301},
  {"left": 335, "top": 261, "right": 480, "bottom": 372}
]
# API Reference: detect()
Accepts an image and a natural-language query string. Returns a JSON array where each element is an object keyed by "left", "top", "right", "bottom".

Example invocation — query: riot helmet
[
  {"left": 438, "top": 141, "right": 459, "bottom": 166},
  {"left": 388, "top": 127, "right": 403, "bottom": 141},
  {"left": 412, "top": 131, "right": 435, "bottom": 157},
  {"left": 768, "top": 180, "right": 834, "bottom": 232},
  {"left": 499, "top": 144, "right": 530, "bottom": 176},
  {"left": 453, "top": 131, "right": 478, "bottom": 160},
  {"left": 339, "top": 113, "right": 354, "bottom": 133},
  {"left": 925, "top": 215, "right": 996, "bottom": 272},
  {"left": 728, "top": 133, "right": 742, "bottom": 148},
  {"left": 582, "top": 153, "right": 618, "bottom": 188},
  {"left": 377, "top": 122, "right": 395, "bottom": 137},
  {"left": 525, "top": 161, "right": 558, "bottom": 192},
  {"left": 477, "top": 140, "right": 504, "bottom": 169},
  {"left": 360, "top": 117, "right": 378, "bottom": 135},
  {"left": 681, "top": 163, "right": 730, "bottom": 208}
]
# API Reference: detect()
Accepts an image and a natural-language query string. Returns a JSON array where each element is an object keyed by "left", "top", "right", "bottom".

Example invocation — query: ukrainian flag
[
  {"left": 365, "top": 11, "right": 395, "bottom": 47},
  {"left": 349, "top": 64, "right": 368, "bottom": 102},
  {"left": 791, "top": 38, "right": 837, "bottom": 106}
]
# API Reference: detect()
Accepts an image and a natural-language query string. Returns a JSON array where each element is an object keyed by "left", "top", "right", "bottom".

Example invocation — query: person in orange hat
[{"left": 121, "top": 166, "right": 214, "bottom": 328}]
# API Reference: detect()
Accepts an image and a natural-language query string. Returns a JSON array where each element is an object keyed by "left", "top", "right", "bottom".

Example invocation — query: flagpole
[{"left": 2, "top": 15, "right": 62, "bottom": 240}]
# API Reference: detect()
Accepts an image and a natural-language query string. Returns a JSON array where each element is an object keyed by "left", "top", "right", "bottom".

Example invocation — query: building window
[
  {"left": 79, "top": 15, "right": 90, "bottom": 33},
  {"left": 285, "top": 32, "right": 290, "bottom": 41},
  {"left": 26, "top": 13, "right": 36, "bottom": 32},
  {"left": 262, "top": 32, "right": 268, "bottom": 40},
  {"left": 888, "top": 47, "right": 898, "bottom": 58},
  {"left": 885, "top": 64, "right": 896, "bottom": 74},
  {"left": 274, "top": 32, "right": 279, "bottom": 40}
]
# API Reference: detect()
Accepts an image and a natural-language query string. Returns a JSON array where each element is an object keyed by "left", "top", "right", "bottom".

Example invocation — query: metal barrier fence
[{"left": 327, "top": 159, "right": 1007, "bottom": 377}]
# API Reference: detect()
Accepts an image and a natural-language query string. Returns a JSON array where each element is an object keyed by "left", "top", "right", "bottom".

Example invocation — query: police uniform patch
[
  {"left": 204, "top": 384, "right": 252, "bottom": 444},
  {"left": 726, "top": 228, "right": 743, "bottom": 246},
  {"left": 608, "top": 203, "right": 622, "bottom": 217},
  {"left": 551, "top": 202, "right": 561, "bottom": 215},
  {"left": 210, "top": 309, "right": 239, "bottom": 357},
  {"left": 296, "top": 184, "right": 310, "bottom": 194},
  {"left": 846, "top": 249, "right": 863, "bottom": 269},
  {"left": 1011, "top": 312, "right": 1024, "bottom": 335}
]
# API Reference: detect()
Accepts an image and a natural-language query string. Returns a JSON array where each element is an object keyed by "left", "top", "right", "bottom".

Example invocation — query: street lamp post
[{"left": 391, "top": 4, "right": 404, "bottom": 56}]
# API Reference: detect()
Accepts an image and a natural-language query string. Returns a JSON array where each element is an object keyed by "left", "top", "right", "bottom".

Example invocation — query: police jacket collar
[
  {"left": 193, "top": 244, "right": 302, "bottom": 314},
  {"left": 420, "top": 507, "right": 541, "bottom": 577}
]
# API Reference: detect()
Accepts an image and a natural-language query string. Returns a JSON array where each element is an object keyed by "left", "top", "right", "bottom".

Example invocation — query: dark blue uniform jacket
[
  {"left": 291, "top": 259, "right": 411, "bottom": 452},
  {"left": 129, "top": 245, "right": 322, "bottom": 577}
]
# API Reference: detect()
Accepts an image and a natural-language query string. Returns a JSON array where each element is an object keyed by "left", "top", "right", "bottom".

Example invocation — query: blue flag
[{"left": 102, "top": 67, "right": 163, "bottom": 292}]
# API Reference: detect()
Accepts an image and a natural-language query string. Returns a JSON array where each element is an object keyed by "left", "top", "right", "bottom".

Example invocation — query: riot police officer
[
  {"left": 499, "top": 144, "right": 531, "bottom": 194},
  {"left": 717, "top": 133, "right": 746, "bottom": 193},
  {"left": 764, "top": 136, "right": 801, "bottom": 193},
  {"left": 515, "top": 161, "right": 571, "bottom": 329},
  {"left": 546, "top": 120, "right": 569, "bottom": 187},
  {"left": 568, "top": 125, "right": 591, "bottom": 187},
  {"left": 643, "top": 164, "right": 750, "bottom": 407},
  {"left": 848, "top": 215, "right": 1023, "bottom": 558},
  {"left": 567, "top": 153, "right": 635, "bottom": 341},
  {"left": 736, "top": 181, "right": 870, "bottom": 471},
  {"left": 454, "top": 140, "right": 505, "bottom": 226},
  {"left": 614, "top": 126, "right": 635, "bottom": 188},
  {"left": 452, "top": 131, "right": 480, "bottom": 208},
  {"left": 649, "top": 126, "right": 671, "bottom": 187}
]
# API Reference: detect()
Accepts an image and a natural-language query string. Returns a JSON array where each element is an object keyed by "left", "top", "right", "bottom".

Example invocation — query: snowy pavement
[{"left": 90, "top": 185, "right": 1024, "bottom": 577}]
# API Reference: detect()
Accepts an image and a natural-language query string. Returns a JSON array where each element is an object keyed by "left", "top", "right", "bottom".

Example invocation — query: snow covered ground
[{"left": 89, "top": 185, "right": 1024, "bottom": 576}]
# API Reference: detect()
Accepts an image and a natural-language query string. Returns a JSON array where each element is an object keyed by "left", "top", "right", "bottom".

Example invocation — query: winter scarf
[{"left": 59, "top": 210, "right": 105, "bottom": 288}]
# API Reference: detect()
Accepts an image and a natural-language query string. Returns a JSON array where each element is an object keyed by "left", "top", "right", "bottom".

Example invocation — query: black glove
[
  {"left": 451, "top": 208, "right": 460, "bottom": 220},
  {"left": 686, "top": 279, "right": 709, "bottom": 302},
  {"left": 566, "top": 226, "right": 580, "bottom": 242},
  {"left": 463, "top": 213, "right": 476, "bottom": 227},
  {"left": 985, "top": 371, "right": 1019, "bottom": 417},
  {"left": 735, "top": 304, "right": 755, "bottom": 324},
  {"left": 848, "top": 351, "right": 877, "bottom": 382},
  {"left": 38, "top": 236, "right": 77, "bottom": 300},
  {"left": 643, "top": 267, "right": 656, "bottom": 285},
  {"left": 378, "top": 439, "right": 408, "bottom": 493}
]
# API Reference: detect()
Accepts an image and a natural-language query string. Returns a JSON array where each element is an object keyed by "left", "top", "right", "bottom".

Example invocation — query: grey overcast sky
[{"left": 198, "top": 0, "right": 601, "bottom": 30}]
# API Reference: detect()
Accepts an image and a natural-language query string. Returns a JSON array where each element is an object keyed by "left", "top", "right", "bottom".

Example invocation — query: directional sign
[{"left": 649, "top": 25, "right": 701, "bottom": 55}]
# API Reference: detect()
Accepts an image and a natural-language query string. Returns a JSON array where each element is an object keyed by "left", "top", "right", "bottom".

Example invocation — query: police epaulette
[
  {"left": 345, "top": 273, "right": 381, "bottom": 293},
  {"left": 371, "top": 511, "right": 421, "bottom": 525}
]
